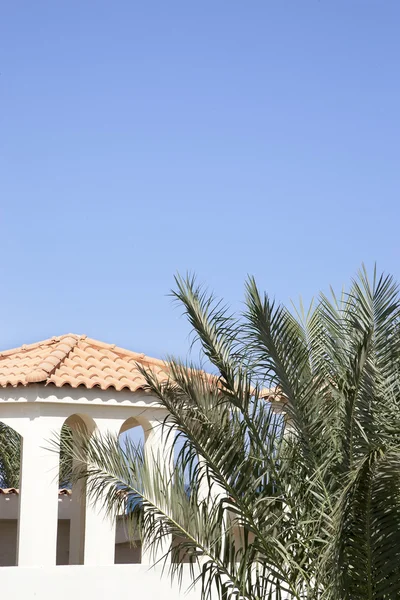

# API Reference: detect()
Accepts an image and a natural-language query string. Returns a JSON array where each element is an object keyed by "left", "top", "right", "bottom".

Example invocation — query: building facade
[{"left": 0, "top": 334, "right": 200, "bottom": 599}]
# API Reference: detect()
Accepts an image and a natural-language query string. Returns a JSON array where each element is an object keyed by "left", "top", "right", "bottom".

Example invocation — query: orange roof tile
[{"left": 0, "top": 334, "right": 169, "bottom": 393}]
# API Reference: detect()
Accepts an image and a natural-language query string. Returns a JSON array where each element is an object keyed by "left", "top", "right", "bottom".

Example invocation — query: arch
[
  {"left": 118, "top": 416, "right": 146, "bottom": 447},
  {"left": 0, "top": 420, "right": 23, "bottom": 566},
  {"left": 63, "top": 412, "right": 96, "bottom": 436},
  {"left": 56, "top": 413, "right": 96, "bottom": 566},
  {"left": 0, "top": 418, "right": 24, "bottom": 440},
  {"left": 114, "top": 416, "right": 147, "bottom": 565}
]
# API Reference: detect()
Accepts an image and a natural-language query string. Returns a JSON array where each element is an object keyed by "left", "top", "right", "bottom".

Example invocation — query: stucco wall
[{"left": 0, "top": 565, "right": 202, "bottom": 600}]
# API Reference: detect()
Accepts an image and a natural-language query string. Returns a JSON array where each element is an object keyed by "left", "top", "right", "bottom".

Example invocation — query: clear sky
[{"left": 1, "top": 1, "right": 399, "bottom": 360}]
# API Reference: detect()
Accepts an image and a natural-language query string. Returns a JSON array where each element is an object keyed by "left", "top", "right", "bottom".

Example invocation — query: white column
[
  {"left": 17, "top": 416, "right": 63, "bottom": 566},
  {"left": 69, "top": 476, "right": 86, "bottom": 564},
  {"left": 198, "top": 451, "right": 226, "bottom": 503},
  {"left": 198, "top": 455, "right": 227, "bottom": 563},
  {"left": 142, "top": 417, "right": 174, "bottom": 565},
  {"left": 68, "top": 428, "right": 86, "bottom": 565},
  {"left": 83, "top": 418, "right": 124, "bottom": 566}
]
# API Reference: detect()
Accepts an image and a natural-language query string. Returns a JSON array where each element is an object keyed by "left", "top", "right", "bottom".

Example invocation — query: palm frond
[{"left": 55, "top": 266, "right": 400, "bottom": 600}]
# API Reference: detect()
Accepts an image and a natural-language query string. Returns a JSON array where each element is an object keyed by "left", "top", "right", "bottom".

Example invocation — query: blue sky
[{"left": 1, "top": 1, "right": 399, "bottom": 360}]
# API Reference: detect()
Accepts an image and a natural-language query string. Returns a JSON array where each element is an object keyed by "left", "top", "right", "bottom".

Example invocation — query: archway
[
  {"left": 114, "top": 416, "right": 146, "bottom": 564},
  {"left": 0, "top": 421, "right": 22, "bottom": 566},
  {"left": 56, "top": 414, "right": 96, "bottom": 566},
  {"left": 171, "top": 428, "right": 197, "bottom": 564}
]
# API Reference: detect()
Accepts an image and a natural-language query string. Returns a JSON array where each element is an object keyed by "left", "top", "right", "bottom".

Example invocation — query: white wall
[
  {"left": 0, "top": 386, "right": 288, "bottom": 599},
  {"left": 0, "top": 385, "right": 170, "bottom": 568},
  {"left": 0, "top": 565, "right": 201, "bottom": 600},
  {"left": 0, "top": 494, "right": 73, "bottom": 521}
]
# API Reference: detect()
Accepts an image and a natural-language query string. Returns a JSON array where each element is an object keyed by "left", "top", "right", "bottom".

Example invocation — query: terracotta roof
[
  {"left": 0, "top": 334, "right": 169, "bottom": 392},
  {"left": 0, "top": 488, "right": 71, "bottom": 496}
]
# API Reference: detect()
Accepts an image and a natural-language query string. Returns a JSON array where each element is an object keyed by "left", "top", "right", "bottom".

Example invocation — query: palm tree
[
  {"left": 60, "top": 266, "right": 400, "bottom": 599},
  {"left": 0, "top": 424, "right": 72, "bottom": 489},
  {"left": 0, "top": 423, "right": 21, "bottom": 488}
]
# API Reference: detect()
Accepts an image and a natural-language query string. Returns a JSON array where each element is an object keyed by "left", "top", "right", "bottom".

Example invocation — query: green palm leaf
[{"left": 57, "top": 266, "right": 400, "bottom": 599}]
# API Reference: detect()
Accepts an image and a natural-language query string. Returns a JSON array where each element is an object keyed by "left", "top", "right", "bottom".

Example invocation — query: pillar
[
  {"left": 198, "top": 455, "right": 227, "bottom": 562},
  {"left": 68, "top": 427, "right": 87, "bottom": 565},
  {"left": 17, "top": 416, "right": 63, "bottom": 566},
  {"left": 142, "top": 417, "right": 174, "bottom": 565}
]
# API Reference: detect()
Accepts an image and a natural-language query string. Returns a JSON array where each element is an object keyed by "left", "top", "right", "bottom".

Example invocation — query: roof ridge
[
  {"left": 25, "top": 334, "right": 82, "bottom": 384},
  {"left": 0, "top": 334, "right": 166, "bottom": 368},
  {"left": 0, "top": 336, "right": 57, "bottom": 359},
  {"left": 83, "top": 337, "right": 167, "bottom": 367}
]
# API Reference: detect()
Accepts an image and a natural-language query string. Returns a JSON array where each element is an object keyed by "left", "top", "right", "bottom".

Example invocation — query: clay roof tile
[{"left": 0, "top": 334, "right": 169, "bottom": 393}]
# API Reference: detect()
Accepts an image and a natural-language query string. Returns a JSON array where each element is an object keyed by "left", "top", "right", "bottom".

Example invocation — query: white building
[{"left": 0, "top": 334, "right": 200, "bottom": 599}]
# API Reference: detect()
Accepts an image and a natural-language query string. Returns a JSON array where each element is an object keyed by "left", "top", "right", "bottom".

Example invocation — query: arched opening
[
  {"left": 0, "top": 421, "right": 22, "bottom": 566},
  {"left": 56, "top": 414, "right": 95, "bottom": 566},
  {"left": 114, "top": 417, "right": 145, "bottom": 564}
]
